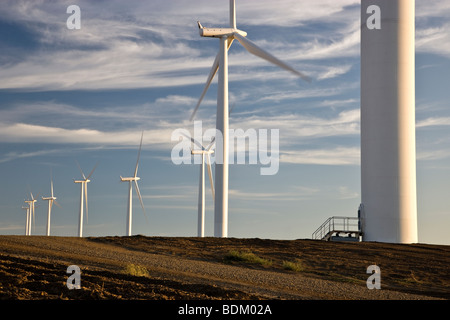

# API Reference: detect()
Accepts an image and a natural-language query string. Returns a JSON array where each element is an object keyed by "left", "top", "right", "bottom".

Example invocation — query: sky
[{"left": 0, "top": 0, "right": 449, "bottom": 245}]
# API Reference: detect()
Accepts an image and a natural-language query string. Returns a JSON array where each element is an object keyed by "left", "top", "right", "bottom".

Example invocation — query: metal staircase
[{"left": 312, "top": 216, "right": 362, "bottom": 241}]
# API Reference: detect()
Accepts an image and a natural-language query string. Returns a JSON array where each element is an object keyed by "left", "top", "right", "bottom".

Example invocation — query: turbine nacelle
[
  {"left": 74, "top": 179, "right": 90, "bottom": 184},
  {"left": 197, "top": 21, "right": 247, "bottom": 38},
  {"left": 24, "top": 199, "right": 37, "bottom": 205},
  {"left": 191, "top": 149, "right": 214, "bottom": 155},
  {"left": 120, "top": 176, "right": 140, "bottom": 182},
  {"left": 42, "top": 196, "right": 57, "bottom": 201}
]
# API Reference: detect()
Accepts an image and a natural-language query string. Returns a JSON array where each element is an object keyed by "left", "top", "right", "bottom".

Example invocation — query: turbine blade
[
  {"left": 86, "top": 162, "right": 98, "bottom": 180},
  {"left": 134, "top": 181, "right": 145, "bottom": 212},
  {"left": 206, "top": 137, "right": 216, "bottom": 151},
  {"left": 134, "top": 181, "right": 149, "bottom": 225},
  {"left": 190, "top": 53, "right": 220, "bottom": 121},
  {"left": 134, "top": 131, "right": 144, "bottom": 178},
  {"left": 230, "top": 0, "right": 236, "bottom": 29},
  {"left": 233, "top": 33, "right": 311, "bottom": 82},
  {"left": 27, "top": 184, "right": 32, "bottom": 200},
  {"left": 54, "top": 200, "right": 62, "bottom": 209},
  {"left": 206, "top": 154, "right": 215, "bottom": 200},
  {"left": 229, "top": 102, "right": 236, "bottom": 116},
  {"left": 181, "top": 131, "right": 204, "bottom": 150},
  {"left": 76, "top": 160, "right": 86, "bottom": 180},
  {"left": 84, "top": 183, "right": 88, "bottom": 224},
  {"left": 50, "top": 168, "right": 54, "bottom": 197}
]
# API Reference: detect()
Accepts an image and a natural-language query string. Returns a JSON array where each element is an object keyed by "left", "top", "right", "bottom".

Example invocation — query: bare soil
[{"left": 0, "top": 235, "right": 448, "bottom": 300}]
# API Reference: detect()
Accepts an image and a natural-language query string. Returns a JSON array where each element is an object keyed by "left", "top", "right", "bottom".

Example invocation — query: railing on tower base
[{"left": 312, "top": 216, "right": 362, "bottom": 241}]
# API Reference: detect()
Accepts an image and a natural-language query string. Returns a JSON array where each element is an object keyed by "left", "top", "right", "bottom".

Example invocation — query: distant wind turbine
[
  {"left": 184, "top": 133, "right": 215, "bottom": 237},
  {"left": 42, "top": 173, "right": 61, "bottom": 236},
  {"left": 120, "top": 132, "right": 146, "bottom": 236},
  {"left": 74, "top": 161, "right": 97, "bottom": 237},
  {"left": 24, "top": 192, "right": 37, "bottom": 236},
  {"left": 190, "top": 0, "right": 311, "bottom": 237},
  {"left": 21, "top": 206, "right": 30, "bottom": 236}
]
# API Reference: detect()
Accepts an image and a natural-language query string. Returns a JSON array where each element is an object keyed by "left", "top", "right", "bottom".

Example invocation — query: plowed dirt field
[{"left": 0, "top": 235, "right": 448, "bottom": 300}]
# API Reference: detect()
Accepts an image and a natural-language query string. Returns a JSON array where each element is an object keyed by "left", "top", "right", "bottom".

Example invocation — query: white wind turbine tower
[
  {"left": 183, "top": 133, "right": 215, "bottom": 237},
  {"left": 120, "top": 132, "right": 146, "bottom": 236},
  {"left": 190, "top": 0, "right": 310, "bottom": 237},
  {"left": 21, "top": 206, "right": 30, "bottom": 236},
  {"left": 361, "top": 0, "right": 417, "bottom": 243},
  {"left": 42, "top": 174, "right": 61, "bottom": 236},
  {"left": 74, "top": 162, "right": 97, "bottom": 237},
  {"left": 24, "top": 192, "right": 37, "bottom": 236}
]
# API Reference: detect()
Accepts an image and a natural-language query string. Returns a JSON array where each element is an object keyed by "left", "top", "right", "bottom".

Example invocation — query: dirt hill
[{"left": 0, "top": 235, "right": 448, "bottom": 301}]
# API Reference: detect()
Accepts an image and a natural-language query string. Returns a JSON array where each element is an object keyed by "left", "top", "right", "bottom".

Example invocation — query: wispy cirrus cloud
[
  {"left": 417, "top": 149, "right": 450, "bottom": 161},
  {"left": 416, "top": 0, "right": 450, "bottom": 18},
  {"left": 2, "top": 0, "right": 448, "bottom": 95},
  {"left": 0, "top": 107, "right": 360, "bottom": 145},
  {"left": 0, "top": 0, "right": 361, "bottom": 92},
  {"left": 230, "top": 109, "right": 360, "bottom": 141},
  {"left": 280, "top": 147, "right": 360, "bottom": 166},
  {"left": 416, "top": 24, "right": 450, "bottom": 58},
  {"left": 239, "top": 0, "right": 359, "bottom": 26},
  {"left": 0, "top": 149, "right": 62, "bottom": 164},
  {"left": 0, "top": 122, "right": 174, "bottom": 146},
  {"left": 415, "top": 0, "right": 450, "bottom": 57},
  {"left": 416, "top": 117, "right": 450, "bottom": 128}
]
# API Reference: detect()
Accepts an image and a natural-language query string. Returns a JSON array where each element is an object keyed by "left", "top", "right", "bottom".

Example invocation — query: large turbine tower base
[{"left": 360, "top": 0, "right": 417, "bottom": 243}]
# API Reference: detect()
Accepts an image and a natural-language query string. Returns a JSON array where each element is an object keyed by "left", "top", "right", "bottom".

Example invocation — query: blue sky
[{"left": 0, "top": 0, "right": 449, "bottom": 245}]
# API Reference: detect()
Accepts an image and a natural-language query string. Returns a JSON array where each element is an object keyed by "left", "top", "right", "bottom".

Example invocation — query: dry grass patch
[
  {"left": 282, "top": 260, "right": 304, "bottom": 272},
  {"left": 224, "top": 250, "right": 272, "bottom": 267},
  {"left": 122, "top": 264, "right": 150, "bottom": 278}
]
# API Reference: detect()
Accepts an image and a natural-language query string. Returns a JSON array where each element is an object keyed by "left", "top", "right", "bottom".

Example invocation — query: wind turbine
[
  {"left": 74, "top": 162, "right": 97, "bottom": 237},
  {"left": 24, "top": 192, "right": 37, "bottom": 236},
  {"left": 183, "top": 133, "right": 215, "bottom": 237},
  {"left": 21, "top": 206, "right": 30, "bottom": 236},
  {"left": 42, "top": 173, "right": 61, "bottom": 236},
  {"left": 190, "top": 0, "right": 310, "bottom": 237},
  {"left": 120, "top": 132, "right": 146, "bottom": 236}
]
